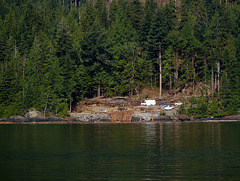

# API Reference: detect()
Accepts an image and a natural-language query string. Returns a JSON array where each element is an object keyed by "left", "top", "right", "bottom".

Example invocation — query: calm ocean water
[{"left": 0, "top": 122, "right": 240, "bottom": 180}]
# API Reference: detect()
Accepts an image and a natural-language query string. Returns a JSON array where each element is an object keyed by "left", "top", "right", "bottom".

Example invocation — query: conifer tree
[
  {"left": 140, "top": 0, "right": 157, "bottom": 51},
  {"left": 56, "top": 18, "right": 76, "bottom": 110},
  {"left": 0, "top": 0, "right": 240, "bottom": 118},
  {"left": 80, "top": 21, "right": 109, "bottom": 97},
  {"left": 178, "top": 12, "right": 201, "bottom": 90}
]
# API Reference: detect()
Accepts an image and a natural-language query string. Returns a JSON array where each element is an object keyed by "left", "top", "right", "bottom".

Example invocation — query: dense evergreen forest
[{"left": 0, "top": 0, "right": 240, "bottom": 118}]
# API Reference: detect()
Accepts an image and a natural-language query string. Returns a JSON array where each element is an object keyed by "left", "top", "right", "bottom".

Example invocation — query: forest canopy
[{"left": 0, "top": 0, "right": 240, "bottom": 117}]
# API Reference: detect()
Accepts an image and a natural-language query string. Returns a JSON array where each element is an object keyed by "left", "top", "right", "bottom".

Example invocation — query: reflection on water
[{"left": 0, "top": 122, "right": 240, "bottom": 180}]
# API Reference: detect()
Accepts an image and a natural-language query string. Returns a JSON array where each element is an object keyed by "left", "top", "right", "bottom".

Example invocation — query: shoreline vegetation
[{"left": 1, "top": 0, "right": 239, "bottom": 119}]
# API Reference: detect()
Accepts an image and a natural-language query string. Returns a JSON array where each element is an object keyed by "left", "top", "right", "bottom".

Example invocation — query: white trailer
[{"left": 141, "top": 100, "right": 156, "bottom": 106}]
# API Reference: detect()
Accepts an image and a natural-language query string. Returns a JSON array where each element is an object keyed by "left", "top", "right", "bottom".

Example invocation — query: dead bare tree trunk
[
  {"left": 204, "top": 55, "right": 207, "bottom": 82},
  {"left": 192, "top": 56, "right": 195, "bottom": 91},
  {"left": 131, "top": 60, "right": 134, "bottom": 97},
  {"left": 216, "top": 15, "right": 220, "bottom": 92},
  {"left": 23, "top": 55, "right": 26, "bottom": 100},
  {"left": 69, "top": 91, "right": 73, "bottom": 113},
  {"left": 15, "top": 40, "right": 17, "bottom": 58},
  {"left": 217, "top": 60, "right": 220, "bottom": 92},
  {"left": 130, "top": 47, "right": 136, "bottom": 97},
  {"left": 174, "top": 51, "right": 179, "bottom": 86},
  {"left": 215, "top": 74, "right": 217, "bottom": 90},
  {"left": 98, "top": 80, "right": 101, "bottom": 97},
  {"left": 44, "top": 103, "right": 47, "bottom": 118},
  {"left": 159, "top": 43, "right": 162, "bottom": 98},
  {"left": 151, "top": 75, "right": 153, "bottom": 89},
  {"left": 170, "top": 75, "right": 172, "bottom": 90},
  {"left": 211, "top": 66, "right": 214, "bottom": 94}
]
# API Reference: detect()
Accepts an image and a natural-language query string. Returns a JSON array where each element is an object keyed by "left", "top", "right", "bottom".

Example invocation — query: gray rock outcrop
[
  {"left": 179, "top": 115, "right": 190, "bottom": 121},
  {"left": 25, "top": 109, "right": 46, "bottom": 121},
  {"left": 224, "top": 115, "right": 240, "bottom": 120},
  {"left": 132, "top": 112, "right": 173, "bottom": 122},
  {"left": 8, "top": 115, "right": 27, "bottom": 122},
  {"left": 154, "top": 116, "right": 172, "bottom": 121},
  {"left": 69, "top": 113, "right": 111, "bottom": 122}
]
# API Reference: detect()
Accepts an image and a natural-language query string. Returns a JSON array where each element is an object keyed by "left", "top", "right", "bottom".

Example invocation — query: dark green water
[{"left": 0, "top": 122, "right": 240, "bottom": 180}]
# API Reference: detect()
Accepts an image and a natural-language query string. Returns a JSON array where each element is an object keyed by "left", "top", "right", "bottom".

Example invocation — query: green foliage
[
  {"left": 0, "top": 0, "right": 239, "bottom": 118},
  {"left": 179, "top": 96, "right": 228, "bottom": 118},
  {"left": 163, "top": 46, "right": 175, "bottom": 89},
  {"left": 57, "top": 101, "right": 69, "bottom": 118},
  {"left": 159, "top": 111, "right": 166, "bottom": 116}
]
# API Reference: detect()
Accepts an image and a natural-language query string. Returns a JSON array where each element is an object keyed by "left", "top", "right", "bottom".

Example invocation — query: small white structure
[
  {"left": 100, "top": 109, "right": 107, "bottom": 113},
  {"left": 163, "top": 105, "right": 174, "bottom": 110},
  {"left": 141, "top": 100, "right": 156, "bottom": 106},
  {"left": 174, "top": 102, "right": 183, "bottom": 106}
]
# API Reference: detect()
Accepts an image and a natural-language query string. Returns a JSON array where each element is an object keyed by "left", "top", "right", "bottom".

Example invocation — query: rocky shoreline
[{"left": 0, "top": 109, "right": 240, "bottom": 124}]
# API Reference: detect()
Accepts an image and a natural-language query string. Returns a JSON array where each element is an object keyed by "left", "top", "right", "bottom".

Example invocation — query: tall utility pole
[{"left": 159, "top": 43, "right": 162, "bottom": 98}]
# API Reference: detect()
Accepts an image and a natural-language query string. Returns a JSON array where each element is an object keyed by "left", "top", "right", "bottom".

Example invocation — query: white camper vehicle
[{"left": 141, "top": 100, "right": 156, "bottom": 106}]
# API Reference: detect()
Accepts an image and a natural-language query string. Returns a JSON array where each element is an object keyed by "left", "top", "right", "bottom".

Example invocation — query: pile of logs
[
  {"left": 77, "top": 97, "right": 140, "bottom": 107},
  {"left": 110, "top": 110, "right": 134, "bottom": 122}
]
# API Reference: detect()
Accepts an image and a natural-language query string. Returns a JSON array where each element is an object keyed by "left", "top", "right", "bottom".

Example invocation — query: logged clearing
[{"left": 74, "top": 83, "right": 210, "bottom": 114}]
